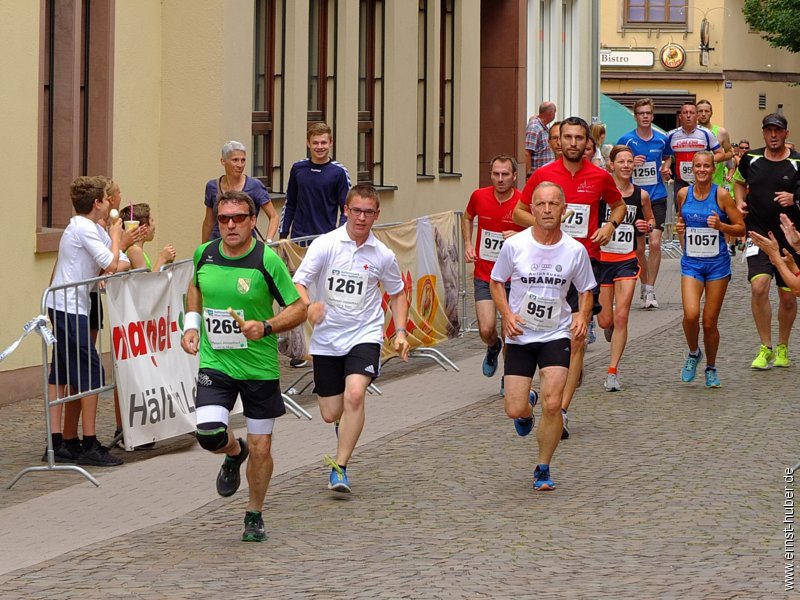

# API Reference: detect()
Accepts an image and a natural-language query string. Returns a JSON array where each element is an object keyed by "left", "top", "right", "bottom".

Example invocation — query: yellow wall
[
  {"left": 600, "top": 0, "right": 800, "bottom": 142},
  {"left": 723, "top": 81, "right": 800, "bottom": 149},
  {"left": 0, "top": 0, "right": 483, "bottom": 382},
  {"left": 0, "top": 1, "right": 50, "bottom": 372}
]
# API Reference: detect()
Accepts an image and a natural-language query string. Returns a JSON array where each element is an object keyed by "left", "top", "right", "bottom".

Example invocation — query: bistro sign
[{"left": 600, "top": 50, "right": 655, "bottom": 68}]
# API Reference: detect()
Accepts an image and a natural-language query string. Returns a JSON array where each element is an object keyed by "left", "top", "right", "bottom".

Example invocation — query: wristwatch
[
  {"left": 610, "top": 219, "right": 620, "bottom": 229},
  {"left": 262, "top": 320, "right": 273, "bottom": 337}
]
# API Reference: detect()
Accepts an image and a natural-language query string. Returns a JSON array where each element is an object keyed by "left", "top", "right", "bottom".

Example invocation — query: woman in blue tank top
[{"left": 675, "top": 151, "right": 745, "bottom": 388}]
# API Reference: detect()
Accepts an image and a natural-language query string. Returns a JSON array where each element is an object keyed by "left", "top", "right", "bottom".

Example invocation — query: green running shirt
[{"left": 193, "top": 239, "right": 300, "bottom": 380}]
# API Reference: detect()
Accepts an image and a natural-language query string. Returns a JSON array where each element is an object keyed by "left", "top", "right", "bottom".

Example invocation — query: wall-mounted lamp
[{"left": 679, "top": 6, "right": 732, "bottom": 66}]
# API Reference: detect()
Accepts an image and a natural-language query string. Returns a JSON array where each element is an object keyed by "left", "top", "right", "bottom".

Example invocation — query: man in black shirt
[{"left": 734, "top": 113, "right": 800, "bottom": 370}]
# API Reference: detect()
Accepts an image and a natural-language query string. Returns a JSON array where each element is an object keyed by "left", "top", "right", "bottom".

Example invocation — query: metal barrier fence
[
  {"left": 8, "top": 269, "right": 147, "bottom": 488},
  {"left": 7, "top": 262, "right": 311, "bottom": 490},
  {"left": 660, "top": 180, "right": 684, "bottom": 259},
  {"left": 9, "top": 212, "right": 474, "bottom": 489},
  {"left": 275, "top": 220, "right": 462, "bottom": 397}
]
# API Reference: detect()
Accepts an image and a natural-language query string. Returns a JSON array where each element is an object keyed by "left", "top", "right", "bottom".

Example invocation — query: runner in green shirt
[{"left": 181, "top": 191, "right": 306, "bottom": 542}]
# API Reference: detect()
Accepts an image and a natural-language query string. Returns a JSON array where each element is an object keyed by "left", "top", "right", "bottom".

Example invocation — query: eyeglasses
[
  {"left": 217, "top": 213, "right": 252, "bottom": 224},
  {"left": 739, "top": 146, "right": 750, "bottom": 150},
  {"left": 349, "top": 207, "right": 379, "bottom": 217},
  {"left": 635, "top": 111, "right": 653, "bottom": 116}
]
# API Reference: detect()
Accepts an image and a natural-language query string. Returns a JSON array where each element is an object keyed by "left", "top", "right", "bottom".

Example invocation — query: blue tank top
[{"left": 681, "top": 183, "right": 728, "bottom": 258}]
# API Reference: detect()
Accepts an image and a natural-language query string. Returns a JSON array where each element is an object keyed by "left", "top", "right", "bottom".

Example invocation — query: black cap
[{"left": 762, "top": 113, "right": 788, "bottom": 130}]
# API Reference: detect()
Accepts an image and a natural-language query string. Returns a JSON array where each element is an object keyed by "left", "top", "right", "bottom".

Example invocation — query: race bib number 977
[{"left": 479, "top": 230, "right": 504, "bottom": 262}]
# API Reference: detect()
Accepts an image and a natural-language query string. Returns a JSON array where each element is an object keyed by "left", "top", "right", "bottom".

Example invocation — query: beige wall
[
  {"left": 0, "top": 1, "right": 50, "bottom": 375},
  {"left": 723, "top": 81, "right": 800, "bottom": 149},
  {"left": 722, "top": 0, "right": 799, "bottom": 74},
  {"left": 0, "top": 0, "right": 483, "bottom": 390},
  {"left": 600, "top": 0, "right": 800, "bottom": 141}
]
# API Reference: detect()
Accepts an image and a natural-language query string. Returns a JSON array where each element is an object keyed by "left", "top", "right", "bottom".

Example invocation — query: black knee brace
[{"left": 196, "top": 422, "right": 229, "bottom": 451}]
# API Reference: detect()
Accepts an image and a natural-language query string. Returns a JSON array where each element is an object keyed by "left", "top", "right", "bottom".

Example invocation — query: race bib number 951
[{"left": 520, "top": 292, "right": 561, "bottom": 331}]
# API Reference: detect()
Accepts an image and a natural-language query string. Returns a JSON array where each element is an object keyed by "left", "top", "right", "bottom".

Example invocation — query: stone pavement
[{"left": 0, "top": 257, "right": 798, "bottom": 598}]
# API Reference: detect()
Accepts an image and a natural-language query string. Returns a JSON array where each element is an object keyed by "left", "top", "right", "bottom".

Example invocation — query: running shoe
[
  {"left": 604, "top": 325, "right": 614, "bottom": 342},
  {"left": 533, "top": 464, "right": 555, "bottom": 491},
  {"left": 242, "top": 511, "right": 266, "bottom": 542},
  {"left": 681, "top": 350, "right": 703, "bottom": 382},
  {"left": 704, "top": 367, "right": 721, "bottom": 388},
  {"left": 41, "top": 441, "right": 81, "bottom": 464},
  {"left": 587, "top": 319, "right": 596, "bottom": 344},
  {"left": 604, "top": 373, "right": 621, "bottom": 391},
  {"left": 774, "top": 344, "right": 790, "bottom": 368},
  {"left": 728, "top": 244, "right": 736, "bottom": 257},
  {"left": 482, "top": 339, "right": 503, "bottom": 377},
  {"left": 499, "top": 376, "right": 505, "bottom": 397},
  {"left": 561, "top": 410, "right": 570, "bottom": 440},
  {"left": 751, "top": 344, "right": 774, "bottom": 370},
  {"left": 644, "top": 290, "right": 659, "bottom": 309},
  {"left": 324, "top": 455, "right": 351, "bottom": 493},
  {"left": 290, "top": 358, "right": 309, "bottom": 368},
  {"left": 513, "top": 390, "right": 539, "bottom": 437},
  {"left": 216, "top": 438, "right": 249, "bottom": 497},
  {"left": 77, "top": 440, "right": 123, "bottom": 467}
]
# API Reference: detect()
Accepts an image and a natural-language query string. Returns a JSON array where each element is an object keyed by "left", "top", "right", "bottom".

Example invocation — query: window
[
  {"left": 417, "top": 0, "right": 431, "bottom": 177},
  {"left": 253, "top": 0, "right": 285, "bottom": 193},
  {"left": 439, "top": 0, "right": 455, "bottom": 174},
  {"left": 357, "top": 0, "right": 385, "bottom": 184},
  {"left": 39, "top": 0, "right": 114, "bottom": 250},
  {"left": 625, "top": 0, "right": 687, "bottom": 26},
  {"left": 308, "top": 0, "right": 337, "bottom": 126}
]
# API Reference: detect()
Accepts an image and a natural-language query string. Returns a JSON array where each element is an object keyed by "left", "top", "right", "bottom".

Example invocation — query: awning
[{"left": 599, "top": 93, "right": 666, "bottom": 143}]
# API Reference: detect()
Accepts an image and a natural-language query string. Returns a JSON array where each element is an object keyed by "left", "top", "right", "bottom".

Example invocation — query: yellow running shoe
[
  {"left": 751, "top": 344, "right": 774, "bottom": 370},
  {"left": 774, "top": 344, "right": 790, "bottom": 368}
]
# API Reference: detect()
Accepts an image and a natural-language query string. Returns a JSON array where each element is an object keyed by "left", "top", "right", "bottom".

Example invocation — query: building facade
[
  {"left": 600, "top": 0, "right": 800, "bottom": 143},
  {"left": 1, "top": 0, "right": 597, "bottom": 401}
]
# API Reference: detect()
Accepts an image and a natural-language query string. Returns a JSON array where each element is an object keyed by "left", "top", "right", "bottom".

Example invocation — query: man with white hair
[{"left": 202, "top": 140, "right": 278, "bottom": 243}]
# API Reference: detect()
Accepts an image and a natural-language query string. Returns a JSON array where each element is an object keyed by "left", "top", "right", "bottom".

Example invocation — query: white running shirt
[
  {"left": 293, "top": 225, "right": 404, "bottom": 355},
  {"left": 490, "top": 228, "right": 596, "bottom": 345}
]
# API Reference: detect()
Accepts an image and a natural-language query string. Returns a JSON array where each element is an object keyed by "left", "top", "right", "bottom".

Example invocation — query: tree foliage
[{"left": 743, "top": 0, "right": 800, "bottom": 53}]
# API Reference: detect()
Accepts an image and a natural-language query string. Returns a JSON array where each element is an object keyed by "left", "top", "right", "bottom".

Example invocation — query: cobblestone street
[{"left": 0, "top": 258, "right": 797, "bottom": 598}]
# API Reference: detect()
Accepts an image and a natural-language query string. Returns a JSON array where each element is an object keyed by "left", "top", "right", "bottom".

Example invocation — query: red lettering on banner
[{"left": 111, "top": 306, "right": 178, "bottom": 367}]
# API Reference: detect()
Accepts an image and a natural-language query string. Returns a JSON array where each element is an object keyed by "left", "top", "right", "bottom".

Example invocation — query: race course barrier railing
[{"left": 8, "top": 263, "right": 311, "bottom": 490}]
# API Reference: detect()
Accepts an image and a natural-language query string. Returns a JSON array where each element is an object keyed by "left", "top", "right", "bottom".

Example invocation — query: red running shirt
[
  {"left": 465, "top": 186, "right": 524, "bottom": 282},
  {"left": 521, "top": 158, "right": 622, "bottom": 260}
]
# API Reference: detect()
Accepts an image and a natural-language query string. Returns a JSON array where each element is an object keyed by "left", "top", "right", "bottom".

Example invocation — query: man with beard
[
  {"left": 733, "top": 113, "right": 800, "bottom": 369},
  {"left": 513, "top": 116, "right": 625, "bottom": 440}
]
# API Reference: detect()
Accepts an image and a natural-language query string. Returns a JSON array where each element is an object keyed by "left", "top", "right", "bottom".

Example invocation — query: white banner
[{"left": 105, "top": 263, "right": 202, "bottom": 450}]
